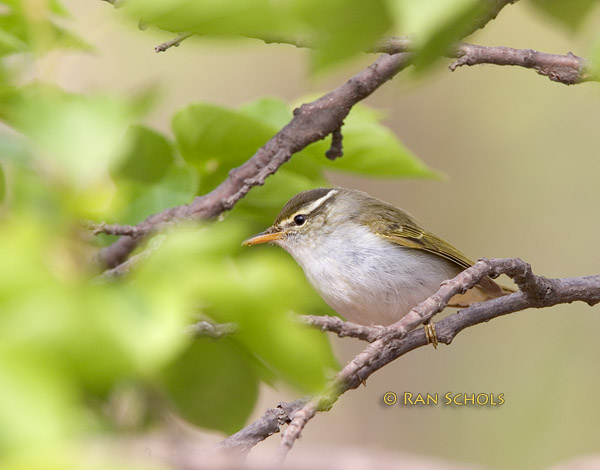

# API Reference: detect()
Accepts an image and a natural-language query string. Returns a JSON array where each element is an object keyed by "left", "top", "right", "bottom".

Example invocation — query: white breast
[{"left": 282, "top": 224, "right": 459, "bottom": 326}]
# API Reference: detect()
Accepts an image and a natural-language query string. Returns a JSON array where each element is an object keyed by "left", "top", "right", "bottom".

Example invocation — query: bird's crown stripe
[{"left": 282, "top": 189, "right": 338, "bottom": 224}]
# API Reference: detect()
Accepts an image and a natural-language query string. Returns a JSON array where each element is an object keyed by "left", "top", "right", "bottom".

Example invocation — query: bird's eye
[{"left": 293, "top": 214, "right": 306, "bottom": 226}]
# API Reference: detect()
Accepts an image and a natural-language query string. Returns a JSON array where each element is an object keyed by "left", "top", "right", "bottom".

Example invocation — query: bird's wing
[
  {"left": 372, "top": 217, "right": 510, "bottom": 299},
  {"left": 378, "top": 222, "right": 475, "bottom": 271}
]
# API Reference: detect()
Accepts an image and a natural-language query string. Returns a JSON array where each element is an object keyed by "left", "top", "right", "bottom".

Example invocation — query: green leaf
[
  {"left": 110, "top": 164, "right": 198, "bottom": 225},
  {"left": 200, "top": 251, "right": 339, "bottom": 393},
  {"left": 0, "top": 350, "right": 80, "bottom": 453},
  {"left": 1, "top": 85, "right": 139, "bottom": 187},
  {"left": 140, "top": 226, "right": 339, "bottom": 393},
  {"left": 390, "top": 0, "right": 490, "bottom": 73},
  {"left": 161, "top": 338, "right": 259, "bottom": 434},
  {"left": 50, "top": 22, "right": 94, "bottom": 53},
  {"left": 303, "top": 105, "right": 439, "bottom": 178},
  {"left": 126, "top": 0, "right": 393, "bottom": 71},
  {"left": 242, "top": 96, "right": 436, "bottom": 178},
  {"left": 529, "top": 0, "right": 599, "bottom": 32},
  {"left": 173, "top": 103, "right": 277, "bottom": 192},
  {"left": 125, "top": 0, "right": 297, "bottom": 37},
  {"left": 172, "top": 97, "right": 436, "bottom": 207},
  {"left": 239, "top": 97, "right": 292, "bottom": 129},
  {"left": 292, "top": 0, "right": 393, "bottom": 72},
  {"left": 112, "top": 125, "right": 175, "bottom": 184},
  {"left": 49, "top": 0, "right": 71, "bottom": 18},
  {"left": 0, "top": 28, "right": 28, "bottom": 56},
  {"left": 0, "top": 2, "right": 91, "bottom": 56},
  {"left": 172, "top": 99, "right": 329, "bottom": 225},
  {"left": 237, "top": 97, "right": 327, "bottom": 179}
]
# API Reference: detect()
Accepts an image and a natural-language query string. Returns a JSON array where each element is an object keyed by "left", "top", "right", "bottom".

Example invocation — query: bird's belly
[{"left": 295, "top": 235, "right": 459, "bottom": 326}]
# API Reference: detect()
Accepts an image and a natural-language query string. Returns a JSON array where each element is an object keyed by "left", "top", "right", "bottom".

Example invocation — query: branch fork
[{"left": 256, "top": 258, "right": 599, "bottom": 462}]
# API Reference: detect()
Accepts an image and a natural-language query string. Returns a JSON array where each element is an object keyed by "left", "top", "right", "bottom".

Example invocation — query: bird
[{"left": 243, "top": 187, "right": 513, "bottom": 343}]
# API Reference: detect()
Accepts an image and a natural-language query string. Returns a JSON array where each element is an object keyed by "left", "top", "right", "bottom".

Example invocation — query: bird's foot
[{"left": 423, "top": 321, "right": 438, "bottom": 349}]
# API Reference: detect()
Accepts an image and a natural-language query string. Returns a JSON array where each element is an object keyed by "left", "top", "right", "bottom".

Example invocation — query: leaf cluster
[{"left": 1, "top": 0, "right": 598, "bottom": 467}]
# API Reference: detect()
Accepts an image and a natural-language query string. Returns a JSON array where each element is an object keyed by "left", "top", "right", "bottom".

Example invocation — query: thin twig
[
  {"left": 325, "top": 127, "right": 344, "bottom": 160},
  {"left": 86, "top": 221, "right": 148, "bottom": 237},
  {"left": 212, "top": 399, "right": 309, "bottom": 455},
  {"left": 378, "top": 37, "right": 591, "bottom": 85},
  {"left": 449, "top": 45, "right": 589, "bottom": 85},
  {"left": 301, "top": 315, "right": 386, "bottom": 342},
  {"left": 155, "top": 33, "right": 193, "bottom": 53}
]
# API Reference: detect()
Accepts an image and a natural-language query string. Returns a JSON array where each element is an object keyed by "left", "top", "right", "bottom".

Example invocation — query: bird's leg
[{"left": 423, "top": 319, "right": 438, "bottom": 349}]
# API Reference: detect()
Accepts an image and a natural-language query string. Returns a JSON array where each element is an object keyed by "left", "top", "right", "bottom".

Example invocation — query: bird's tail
[{"left": 448, "top": 276, "right": 515, "bottom": 308}]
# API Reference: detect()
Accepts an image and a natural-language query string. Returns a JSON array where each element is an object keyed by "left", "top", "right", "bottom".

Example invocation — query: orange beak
[{"left": 242, "top": 230, "right": 284, "bottom": 246}]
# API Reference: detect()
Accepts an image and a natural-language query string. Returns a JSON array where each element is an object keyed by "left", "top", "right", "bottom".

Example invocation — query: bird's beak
[{"left": 242, "top": 229, "right": 284, "bottom": 246}]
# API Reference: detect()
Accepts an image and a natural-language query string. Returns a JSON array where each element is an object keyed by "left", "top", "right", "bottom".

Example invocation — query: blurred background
[{"left": 17, "top": 1, "right": 600, "bottom": 468}]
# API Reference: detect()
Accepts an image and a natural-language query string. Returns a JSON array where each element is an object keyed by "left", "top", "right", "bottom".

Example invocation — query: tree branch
[
  {"left": 97, "top": 52, "right": 412, "bottom": 269},
  {"left": 276, "top": 259, "right": 600, "bottom": 461},
  {"left": 325, "top": 127, "right": 344, "bottom": 160},
  {"left": 95, "top": 1, "right": 528, "bottom": 271},
  {"left": 212, "top": 399, "right": 308, "bottom": 455},
  {"left": 155, "top": 32, "right": 192, "bottom": 53},
  {"left": 301, "top": 315, "right": 387, "bottom": 342},
  {"left": 373, "top": 37, "right": 591, "bottom": 85},
  {"left": 101, "top": 36, "right": 592, "bottom": 266},
  {"left": 215, "top": 258, "right": 599, "bottom": 460},
  {"left": 449, "top": 45, "right": 590, "bottom": 85},
  {"left": 86, "top": 221, "right": 148, "bottom": 237}
]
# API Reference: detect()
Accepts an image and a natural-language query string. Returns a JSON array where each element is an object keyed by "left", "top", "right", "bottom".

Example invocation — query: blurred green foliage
[
  {"left": 529, "top": 0, "right": 599, "bottom": 32},
  {"left": 1, "top": 0, "right": 596, "bottom": 468},
  {"left": 124, "top": 0, "right": 511, "bottom": 73}
]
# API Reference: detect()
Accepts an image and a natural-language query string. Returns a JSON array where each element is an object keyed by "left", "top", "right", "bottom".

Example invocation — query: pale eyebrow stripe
[{"left": 281, "top": 189, "right": 338, "bottom": 224}]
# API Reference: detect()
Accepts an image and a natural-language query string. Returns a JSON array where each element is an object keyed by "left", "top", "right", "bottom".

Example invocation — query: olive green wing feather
[
  {"left": 378, "top": 222, "right": 475, "bottom": 271},
  {"left": 369, "top": 212, "right": 510, "bottom": 299},
  {"left": 369, "top": 211, "right": 474, "bottom": 270}
]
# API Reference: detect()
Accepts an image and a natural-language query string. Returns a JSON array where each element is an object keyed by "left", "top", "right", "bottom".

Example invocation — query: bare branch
[
  {"left": 376, "top": 37, "right": 591, "bottom": 85},
  {"left": 301, "top": 315, "right": 386, "bottom": 342},
  {"left": 155, "top": 33, "right": 193, "bottom": 53},
  {"left": 325, "top": 127, "right": 344, "bottom": 160},
  {"left": 275, "top": 401, "right": 320, "bottom": 463},
  {"left": 212, "top": 399, "right": 308, "bottom": 455},
  {"left": 86, "top": 221, "right": 148, "bottom": 237},
  {"left": 449, "top": 45, "right": 589, "bottom": 84},
  {"left": 97, "top": 52, "right": 412, "bottom": 269},
  {"left": 271, "top": 258, "right": 600, "bottom": 461},
  {"left": 386, "top": 257, "right": 600, "bottom": 340},
  {"left": 110, "top": 0, "right": 583, "bottom": 86}
]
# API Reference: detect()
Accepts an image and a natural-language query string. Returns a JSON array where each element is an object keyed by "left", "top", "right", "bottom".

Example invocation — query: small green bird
[{"left": 243, "top": 187, "right": 512, "bottom": 329}]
